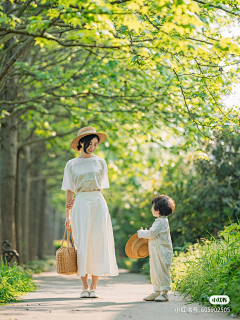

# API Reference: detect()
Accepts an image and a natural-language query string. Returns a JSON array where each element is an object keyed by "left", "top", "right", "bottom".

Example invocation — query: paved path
[{"left": 0, "top": 267, "right": 238, "bottom": 320}]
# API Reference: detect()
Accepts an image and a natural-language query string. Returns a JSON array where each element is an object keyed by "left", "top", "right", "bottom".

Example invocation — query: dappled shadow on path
[
  {"left": 0, "top": 268, "right": 155, "bottom": 319},
  {"left": 1, "top": 267, "right": 233, "bottom": 320}
]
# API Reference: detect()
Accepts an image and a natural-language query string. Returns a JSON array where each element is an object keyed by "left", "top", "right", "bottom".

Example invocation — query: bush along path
[
  {"left": 170, "top": 223, "right": 240, "bottom": 317},
  {"left": 0, "top": 256, "right": 56, "bottom": 305},
  {"left": 0, "top": 266, "right": 239, "bottom": 320},
  {"left": 122, "top": 223, "right": 240, "bottom": 317},
  {"left": 0, "top": 258, "right": 36, "bottom": 304}
]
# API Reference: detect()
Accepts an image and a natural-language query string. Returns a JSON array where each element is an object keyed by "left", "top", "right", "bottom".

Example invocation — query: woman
[{"left": 61, "top": 126, "right": 119, "bottom": 299}]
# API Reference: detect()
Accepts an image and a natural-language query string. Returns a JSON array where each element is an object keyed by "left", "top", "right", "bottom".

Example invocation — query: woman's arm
[
  {"left": 65, "top": 190, "right": 74, "bottom": 229},
  {"left": 66, "top": 190, "right": 74, "bottom": 218}
]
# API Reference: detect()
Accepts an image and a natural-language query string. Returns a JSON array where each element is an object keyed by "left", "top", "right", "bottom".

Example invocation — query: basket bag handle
[{"left": 61, "top": 228, "right": 75, "bottom": 248}]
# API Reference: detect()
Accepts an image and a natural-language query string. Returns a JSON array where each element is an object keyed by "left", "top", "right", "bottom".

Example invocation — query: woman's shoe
[
  {"left": 155, "top": 292, "right": 169, "bottom": 302},
  {"left": 89, "top": 289, "right": 99, "bottom": 298},
  {"left": 80, "top": 288, "right": 90, "bottom": 298},
  {"left": 143, "top": 292, "right": 161, "bottom": 301}
]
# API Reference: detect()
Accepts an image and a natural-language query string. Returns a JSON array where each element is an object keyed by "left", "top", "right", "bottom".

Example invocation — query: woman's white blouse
[{"left": 61, "top": 155, "right": 109, "bottom": 193}]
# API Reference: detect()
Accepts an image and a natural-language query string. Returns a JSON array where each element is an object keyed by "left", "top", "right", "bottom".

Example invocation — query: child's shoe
[
  {"left": 143, "top": 291, "right": 160, "bottom": 301},
  {"left": 155, "top": 292, "right": 169, "bottom": 302}
]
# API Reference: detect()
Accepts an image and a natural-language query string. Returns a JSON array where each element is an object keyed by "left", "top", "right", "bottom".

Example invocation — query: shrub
[
  {"left": 172, "top": 223, "right": 240, "bottom": 316},
  {"left": 21, "top": 256, "right": 56, "bottom": 274},
  {"left": 0, "top": 258, "right": 36, "bottom": 304}
]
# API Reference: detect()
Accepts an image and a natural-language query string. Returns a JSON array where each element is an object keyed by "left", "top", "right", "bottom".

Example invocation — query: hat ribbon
[{"left": 78, "top": 129, "right": 97, "bottom": 136}]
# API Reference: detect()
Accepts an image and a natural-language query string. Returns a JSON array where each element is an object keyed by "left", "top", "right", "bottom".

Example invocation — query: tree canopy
[
  {"left": 1, "top": 0, "right": 240, "bottom": 263},
  {"left": 1, "top": 0, "right": 240, "bottom": 139}
]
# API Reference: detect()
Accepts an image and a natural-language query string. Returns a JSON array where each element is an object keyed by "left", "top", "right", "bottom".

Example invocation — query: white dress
[
  {"left": 61, "top": 154, "right": 119, "bottom": 277},
  {"left": 137, "top": 216, "right": 173, "bottom": 291}
]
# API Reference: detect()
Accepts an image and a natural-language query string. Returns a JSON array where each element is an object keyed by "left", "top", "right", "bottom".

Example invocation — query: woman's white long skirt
[{"left": 70, "top": 191, "right": 119, "bottom": 277}]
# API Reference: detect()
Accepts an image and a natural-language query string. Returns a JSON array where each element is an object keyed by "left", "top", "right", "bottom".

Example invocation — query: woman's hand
[
  {"left": 65, "top": 198, "right": 75, "bottom": 209},
  {"left": 65, "top": 217, "right": 71, "bottom": 230}
]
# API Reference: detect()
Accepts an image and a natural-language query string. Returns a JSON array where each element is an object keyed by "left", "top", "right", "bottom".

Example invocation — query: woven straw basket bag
[{"left": 56, "top": 228, "right": 77, "bottom": 275}]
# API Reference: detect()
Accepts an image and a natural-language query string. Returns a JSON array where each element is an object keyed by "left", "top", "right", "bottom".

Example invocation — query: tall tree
[{"left": 1, "top": 0, "right": 240, "bottom": 260}]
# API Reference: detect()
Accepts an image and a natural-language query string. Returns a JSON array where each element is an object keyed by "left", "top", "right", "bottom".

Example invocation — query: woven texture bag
[{"left": 56, "top": 228, "right": 77, "bottom": 275}]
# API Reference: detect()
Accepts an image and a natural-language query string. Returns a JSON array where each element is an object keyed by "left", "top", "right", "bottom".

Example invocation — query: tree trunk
[
  {"left": 45, "top": 204, "right": 51, "bottom": 255},
  {"left": 47, "top": 204, "right": 56, "bottom": 256},
  {"left": 15, "top": 148, "right": 23, "bottom": 262},
  {"left": 1, "top": 1, "right": 19, "bottom": 252},
  {"left": 29, "top": 177, "right": 41, "bottom": 260},
  {"left": 20, "top": 146, "right": 31, "bottom": 263},
  {"left": 1, "top": 116, "right": 18, "bottom": 249},
  {"left": 29, "top": 145, "right": 43, "bottom": 260},
  {"left": 38, "top": 179, "right": 46, "bottom": 259}
]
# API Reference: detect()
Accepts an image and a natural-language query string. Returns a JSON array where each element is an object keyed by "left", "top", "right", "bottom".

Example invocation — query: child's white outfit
[{"left": 137, "top": 216, "right": 173, "bottom": 292}]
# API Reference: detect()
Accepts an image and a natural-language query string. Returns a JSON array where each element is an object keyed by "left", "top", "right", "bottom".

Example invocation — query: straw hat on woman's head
[
  {"left": 125, "top": 233, "right": 149, "bottom": 259},
  {"left": 71, "top": 126, "right": 107, "bottom": 151}
]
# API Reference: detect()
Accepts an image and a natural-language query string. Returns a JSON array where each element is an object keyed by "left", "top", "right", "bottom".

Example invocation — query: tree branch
[
  {"left": 173, "top": 68, "right": 212, "bottom": 139},
  {"left": 18, "top": 128, "right": 77, "bottom": 151},
  {"left": 193, "top": 0, "right": 240, "bottom": 17},
  {"left": 0, "top": 28, "right": 131, "bottom": 49},
  {"left": 0, "top": 37, "right": 34, "bottom": 82}
]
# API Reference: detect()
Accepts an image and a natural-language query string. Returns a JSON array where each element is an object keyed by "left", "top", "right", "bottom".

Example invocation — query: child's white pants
[{"left": 149, "top": 239, "right": 172, "bottom": 292}]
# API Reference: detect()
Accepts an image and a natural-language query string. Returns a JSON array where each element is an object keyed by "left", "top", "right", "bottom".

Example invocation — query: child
[{"left": 137, "top": 194, "right": 175, "bottom": 302}]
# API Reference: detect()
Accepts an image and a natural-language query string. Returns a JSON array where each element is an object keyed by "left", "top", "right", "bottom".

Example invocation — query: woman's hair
[
  {"left": 77, "top": 134, "right": 100, "bottom": 152},
  {"left": 151, "top": 195, "right": 175, "bottom": 217}
]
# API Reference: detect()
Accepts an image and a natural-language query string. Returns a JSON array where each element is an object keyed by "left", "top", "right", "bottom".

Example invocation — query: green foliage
[
  {"left": 1, "top": 0, "right": 240, "bottom": 139},
  {"left": 21, "top": 256, "right": 56, "bottom": 274},
  {"left": 108, "top": 128, "right": 240, "bottom": 260},
  {"left": 166, "top": 130, "right": 240, "bottom": 246},
  {"left": 171, "top": 223, "right": 240, "bottom": 316},
  {"left": 53, "top": 239, "right": 69, "bottom": 250},
  {"left": 0, "top": 258, "right": 36, "bottom": 304}
]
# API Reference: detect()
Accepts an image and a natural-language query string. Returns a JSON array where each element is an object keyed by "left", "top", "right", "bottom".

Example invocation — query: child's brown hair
[{"left": 152, "top": 195, "right": 175, "bottom": 216}]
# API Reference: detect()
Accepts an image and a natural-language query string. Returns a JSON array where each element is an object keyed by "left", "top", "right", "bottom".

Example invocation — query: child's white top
[
  {"left": 61, "top": 155, "right": 109, "bottom": 193},
  {"left": 137, "top": 216, "right": 173, "bottom": 265}
]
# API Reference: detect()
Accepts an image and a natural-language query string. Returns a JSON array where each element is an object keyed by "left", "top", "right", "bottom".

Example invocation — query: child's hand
[
  {"left": 138, "top": 227, "right": 147, "bottom": 231},
  {"left": 137, "top": 227, "right": 147, "bottom": 239}
]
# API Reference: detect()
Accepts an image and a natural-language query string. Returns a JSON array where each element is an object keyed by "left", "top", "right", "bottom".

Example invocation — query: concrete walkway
[{"left": 0, "top": 267, "right": 238, "bottom": 320}]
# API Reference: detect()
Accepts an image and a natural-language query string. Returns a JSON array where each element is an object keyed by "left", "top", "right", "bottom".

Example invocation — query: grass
[
  {"left": 0, "top": 255, "right": 56, "bottom": 304},
  {"left": 0, "top": 258, "right": 36, "bottom": 304},
  {"left": 171, "top": 223, "right": 240, "bottom": 316}
]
